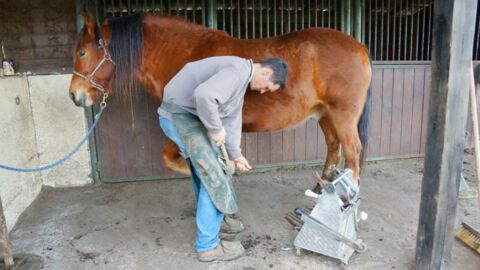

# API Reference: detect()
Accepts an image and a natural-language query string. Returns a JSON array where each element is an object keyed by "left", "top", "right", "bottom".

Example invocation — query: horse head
[{"left": 69, "top": 13, "right": 115, "bottom": 107}]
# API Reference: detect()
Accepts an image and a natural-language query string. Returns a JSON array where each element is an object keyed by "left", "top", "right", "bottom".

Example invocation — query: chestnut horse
[{"left": 69, "top": 12, "right": 372, "bottom": 183}]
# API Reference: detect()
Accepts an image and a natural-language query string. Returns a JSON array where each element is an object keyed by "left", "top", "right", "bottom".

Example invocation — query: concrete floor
[{"left": 6, "top": 154, "right": 480, "bottom": 270}]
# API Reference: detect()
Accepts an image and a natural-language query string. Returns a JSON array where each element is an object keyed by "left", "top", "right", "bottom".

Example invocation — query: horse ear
[
  {"left": 83, "top": 12, "right": 96, "bottom": 37},
  {"left": 100, "top": 21, "right": 111, "bottom": 46}
]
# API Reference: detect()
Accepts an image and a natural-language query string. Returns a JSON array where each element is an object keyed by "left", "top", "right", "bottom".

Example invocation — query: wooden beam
[
  {"left": 415, "top": 0, "right": 478, "bottom": 269},
  {"left": 0, "top": 196, "right": 14, "bottom": 267}
]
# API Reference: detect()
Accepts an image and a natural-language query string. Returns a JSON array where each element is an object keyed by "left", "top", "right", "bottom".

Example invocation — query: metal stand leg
[{"left": 0, "top": 195, "right": 14, "bottom": 267}]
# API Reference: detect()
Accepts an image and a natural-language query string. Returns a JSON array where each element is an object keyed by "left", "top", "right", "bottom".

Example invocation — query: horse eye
[{"left": 78, "top": 50, "right": 86, "bottom": 57}]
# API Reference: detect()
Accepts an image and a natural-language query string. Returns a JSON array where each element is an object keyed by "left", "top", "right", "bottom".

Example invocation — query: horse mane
[
  {"left": 106, "top": 12, "right": 230, "bottom": 100},
  {"left": 108, "top": 12, "right": 145, "bottom": 101},
  {"left": 160, "top": 16, "right": 230, "bottom": 37}
]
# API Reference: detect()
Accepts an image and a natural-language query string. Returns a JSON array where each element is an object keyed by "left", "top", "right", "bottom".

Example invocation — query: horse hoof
[{"left": 312, "top": 184, "right": 322, "bottom": 194}]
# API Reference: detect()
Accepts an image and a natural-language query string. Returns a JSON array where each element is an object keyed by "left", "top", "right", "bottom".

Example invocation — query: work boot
[
  {"left": 219, "top": 231, "right": 237, "bottom": 241},
  {"left": 221, "top": 215, "right": 245, "bottom": 234},
  {"left": 197, "top": 240, "right": 245, "bottom": 262}
]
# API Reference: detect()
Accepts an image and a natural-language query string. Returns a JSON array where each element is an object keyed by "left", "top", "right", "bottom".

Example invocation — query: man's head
[{"left": 250, "top": 57, "right": 288, "bottom": 94}]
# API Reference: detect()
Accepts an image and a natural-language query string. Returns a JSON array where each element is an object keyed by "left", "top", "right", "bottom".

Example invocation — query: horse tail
[{"left": 357, "top": 56, "right": 372, "bottom": 173}]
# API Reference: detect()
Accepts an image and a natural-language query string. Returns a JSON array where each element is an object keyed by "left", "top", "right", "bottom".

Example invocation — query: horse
[{"left": 69, "top": 12, "right": 372, "bottom": 184}]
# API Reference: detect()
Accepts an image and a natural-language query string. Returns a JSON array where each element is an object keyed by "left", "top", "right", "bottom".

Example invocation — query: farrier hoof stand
[{"left": 293, "top": 169, "right": 367, "bottom": 266}]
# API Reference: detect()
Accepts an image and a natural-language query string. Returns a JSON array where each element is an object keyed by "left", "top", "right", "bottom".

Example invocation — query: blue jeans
[{"left": 159, "top": 117, "right": 224, "bottom": 252}]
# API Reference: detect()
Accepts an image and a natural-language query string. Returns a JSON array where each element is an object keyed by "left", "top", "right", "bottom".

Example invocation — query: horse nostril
[{"left": 70, "top": 92, "right": 83, "bottom": 107}]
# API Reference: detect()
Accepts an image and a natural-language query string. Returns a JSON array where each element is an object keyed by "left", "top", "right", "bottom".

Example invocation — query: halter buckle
[{"left": 100, "top": 92, "right": 109, "bottom": 108}]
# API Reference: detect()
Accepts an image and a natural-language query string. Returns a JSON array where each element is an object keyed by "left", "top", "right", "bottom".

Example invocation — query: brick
[
  {"left": 33, "top": 45, "right": 72, "bottom": 59},
  {"left": 1, "top": 15, "right": 28, "bottom": 25},
  {"left": 0, "top": 35, "right": 34, "bottom": 50},
  {"left": 28, "top": 0, "right": 51, "bottom": 9},
  {"left": 11, "top": 48, "right": 35, "bottom": 60},
  {"left": 44, "top": 0, "right": 75, "bottom": 12},
  {"left": 0, "top": 22, "right": 33, "bottom": 35},
  {"left": 31, "top": 9, "right": 46, "bottom": 23},
  {"left": 15, "top": 58, "right": 72, "bottom": 74},
  {"left": 0, "top": 10, "right": 32, "bottom": 23},
  {"left": 0, "top": 0, "right": 30, "bottom": 12},
  {"left": 33, "top": 21, "right": 77, "bottom": 35},
  {"left": 31, "top": 33, "right": 75, "bottom": 47},
  {"left": 44, "top": 21, "right": 74, "bottom": 34},
  {"left": 0, "top": 0, "right": 79, "bottom": 73},
  {"left": 67, "top": 21, "right": 78, "bottom": 33},
  {"left": 31, "top": 6, "right": 75, "bottom": 23}
]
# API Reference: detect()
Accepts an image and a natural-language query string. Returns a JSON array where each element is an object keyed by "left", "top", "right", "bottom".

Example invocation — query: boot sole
[
  {"left": 220, "top": 224, "right": 245, "bottom": 234},
  {"left": 220, "top": 228, "right": 244, "bottom": 234}
]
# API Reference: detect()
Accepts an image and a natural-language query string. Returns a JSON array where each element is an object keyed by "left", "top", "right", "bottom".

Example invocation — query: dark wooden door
[
  {"left": 94, "top": 64, "right": 440, "bottom": 182},
  {"left": 94, "top": 89, "right": 180, "bottom": 182}
]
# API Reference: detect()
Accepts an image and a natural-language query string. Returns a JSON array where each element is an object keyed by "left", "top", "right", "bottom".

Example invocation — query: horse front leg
[
  {"left": 319, "top": 116, "right": 341, "bottom": 180},
  {"left": 162, "top": 139, "right": 191, "bottom": 175}
]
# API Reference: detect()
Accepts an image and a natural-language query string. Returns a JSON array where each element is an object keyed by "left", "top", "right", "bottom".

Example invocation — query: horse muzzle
[{"left": 70, "top": 91, "right": 91, "bottom": 107}]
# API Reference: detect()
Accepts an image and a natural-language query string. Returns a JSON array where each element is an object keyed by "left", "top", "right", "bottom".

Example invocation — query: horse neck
[
  {"left": 138, "top": 16, "right": 277, "bottom": 100},
  {"left": 138, "top": 16, "right": 237, "bottom": 98}
]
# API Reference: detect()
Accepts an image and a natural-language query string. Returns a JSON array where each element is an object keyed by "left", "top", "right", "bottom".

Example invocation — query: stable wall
[
  {"left": 0, "top": 74, "right": 91, "bottom": 230},
  {"left": 0, "top": 0, "right": 76, "bottom": 74}
]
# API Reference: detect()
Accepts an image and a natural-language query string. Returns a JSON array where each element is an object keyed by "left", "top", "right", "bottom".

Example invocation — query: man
[{"left": 158, "top": 56, "right": 288, "bottom": 262}]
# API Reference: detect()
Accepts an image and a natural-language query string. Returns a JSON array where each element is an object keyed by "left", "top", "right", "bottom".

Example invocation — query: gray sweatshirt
[{"left": 158, "top": 56, "right": 253, "bottom": 159}]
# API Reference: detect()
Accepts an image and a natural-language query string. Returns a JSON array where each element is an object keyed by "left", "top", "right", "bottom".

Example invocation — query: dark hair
[
  {"left": 260, "top": 57, "right": 288, "bottom": 88},
  {"left": 108, "top": 12, "right": 144, "bottom": 100}
]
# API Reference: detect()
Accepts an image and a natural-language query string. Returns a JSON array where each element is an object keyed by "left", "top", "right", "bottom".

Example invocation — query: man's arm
[
  {"left": 222, "top": 104, "right": 243, "bottom": 160},
  {"left": 193, "top": 67, "right": 241, "bottom": 134},
  {"left": 223, "top": 104, "right": 251, "bottom": 172}
]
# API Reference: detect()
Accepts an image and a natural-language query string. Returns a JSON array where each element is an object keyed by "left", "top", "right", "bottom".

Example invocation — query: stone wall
[{"left": 0, "top": 0, "right": 77, "bottom": 74}]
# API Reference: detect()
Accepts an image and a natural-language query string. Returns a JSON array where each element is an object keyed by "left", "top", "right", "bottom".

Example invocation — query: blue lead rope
[{"left": 0, "top": 105, "right": 106, "bottom": 173}]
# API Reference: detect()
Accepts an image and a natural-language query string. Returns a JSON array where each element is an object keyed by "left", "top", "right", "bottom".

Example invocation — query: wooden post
[
  {"left": 415, "top": 0, "right": 478, "bottom": 269},
  {"left": 0, "top": 196, "right": 14, "bottom": 267}
]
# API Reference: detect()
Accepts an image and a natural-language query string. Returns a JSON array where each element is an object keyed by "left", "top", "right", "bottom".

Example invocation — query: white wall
[{"left": 0, "top": 74, "right": 92, "bottom": 230}]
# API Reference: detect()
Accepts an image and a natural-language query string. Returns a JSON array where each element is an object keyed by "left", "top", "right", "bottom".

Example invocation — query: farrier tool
[{"left": 218, "top": 144, "right": 235, "bottom": 176}]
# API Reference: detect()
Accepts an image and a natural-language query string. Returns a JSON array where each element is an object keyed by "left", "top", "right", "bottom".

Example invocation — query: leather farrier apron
[{"left": 160, "top": 102, "right": 238, "bottom": 214}]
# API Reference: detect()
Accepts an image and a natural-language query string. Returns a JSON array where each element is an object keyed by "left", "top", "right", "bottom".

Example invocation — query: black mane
[{"left": 108, "top": 12, "right": 145, "bottom": 100}]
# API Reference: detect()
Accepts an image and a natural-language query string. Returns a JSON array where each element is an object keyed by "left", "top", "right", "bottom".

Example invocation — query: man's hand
[
  {"left": 210, "top": 127, "right": 226, "bottom": 146},
  {"left": 233, "top": 156, "right": 252, "bottom": 172}
]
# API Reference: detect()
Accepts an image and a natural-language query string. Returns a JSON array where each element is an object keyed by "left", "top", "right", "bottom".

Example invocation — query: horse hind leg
[
  {"left": 313, "top": 116, "right": 341, "bottom": 193},
  {"left": 162, "top": 139, "right": 191, "bottom": 175},
  {"left": 328, "top": 110, "right": 362, "bottom": 183}
]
